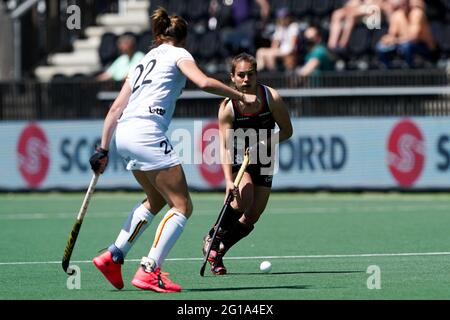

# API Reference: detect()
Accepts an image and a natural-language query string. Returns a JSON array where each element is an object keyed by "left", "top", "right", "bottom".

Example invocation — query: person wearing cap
[{"left": 255, "top": 7, "right": 300, "bottom": 72}]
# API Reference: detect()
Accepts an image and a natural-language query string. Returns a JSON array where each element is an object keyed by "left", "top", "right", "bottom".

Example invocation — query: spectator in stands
[
  {"left": 296, "top": 26, "right": 334, "bottom": 78},
  {"left": 97, "top": 34, "right": 145, "bottom": 81},
  {"left": 255, "top": 7, "right": 300, "bottom": 72},
  {"left": 211, "top": 0, "right": 270, "bottom": 56},
  {"left": 328, "top": 0, "right": 392, "bottom": 52},
  {"left": 375, "top": 0, "right": 437, "bottom": 68}
]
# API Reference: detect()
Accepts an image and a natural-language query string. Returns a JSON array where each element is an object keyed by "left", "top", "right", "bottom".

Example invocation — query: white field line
[
  {"left": 3, "top": 194, "right": 450, "bottom": 203},
  {"left": 1, "top": 252, "right": 450, "bottom": 266},
  {"left": 1, "top": 204, "right": 449, "bottom": 220}
]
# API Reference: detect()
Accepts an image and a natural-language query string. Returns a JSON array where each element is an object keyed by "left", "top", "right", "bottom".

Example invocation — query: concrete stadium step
[
  {"left": 72, "top": 37, "right": 101, "bottom": 51},
  {"left": 47, "top": 51, "right": 100, "bottom": 66},
  {"left": 34, "top": 65, "right": 99, "bottom": 81},
  {"left": 124, "top": 0, "right": 149, "bottom": 13},
  {"left": 96, "top": 12, "right": 149, "bottom": 28},
  {"left": 85, "top": 25, "right": 147, "bottom": 38},
  {"left": 33, "top": 1, "right": 150, "bottom": 81}
]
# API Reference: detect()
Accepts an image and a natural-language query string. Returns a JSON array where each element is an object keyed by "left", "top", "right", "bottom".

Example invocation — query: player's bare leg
[
  {"left": 92, "top": 170, "right": 166, "bottom": 290},
  {"left": 131, "top": 165, "right": 192, "bottom": 292}
]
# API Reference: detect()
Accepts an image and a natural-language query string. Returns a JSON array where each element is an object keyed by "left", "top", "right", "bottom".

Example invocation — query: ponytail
[
  {"left": 151, "top": 7, "right": 188, "bottom": 46},
  {"left": 151, "top": 7, "right": 171, "bottom": 40}
]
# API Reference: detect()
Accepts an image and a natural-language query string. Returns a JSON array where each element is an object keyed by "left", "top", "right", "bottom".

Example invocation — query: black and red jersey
[
  {"left": 227, "top": 84, "right": 275, "bottom": 166},
  {"left": 230, "top": 84, "right": 275, "bottom": 131}
]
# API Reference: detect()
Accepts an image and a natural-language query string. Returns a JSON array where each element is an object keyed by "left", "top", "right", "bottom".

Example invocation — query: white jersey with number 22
[
  {"left": 115, "top": 43, "right": 194, "bottom": 171},
  {"left": 119, "top": 43, "right": 194, "bottom": 135}
]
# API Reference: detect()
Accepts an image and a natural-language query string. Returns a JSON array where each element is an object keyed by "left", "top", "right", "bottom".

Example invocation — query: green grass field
[{"left": 1, "top": 192, "right": 450, "bottom": 300}]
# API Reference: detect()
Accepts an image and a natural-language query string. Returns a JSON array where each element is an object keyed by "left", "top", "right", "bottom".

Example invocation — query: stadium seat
[
  {"left": 369, "top": 25, "right": 388, "bottom": 53},
  {"left": 333, "top": 0, "right": 348, "bottom": 10},
  {"left": 289, "top": 0, "right": 311, "bottom": 18},
  {"left": 148, "top": 0, "right": 187, "bottom": 21},
  {"left": 137, "top": 31, "right": 153, "bottom": 54},
  {"left": 310, "top": 0, "right": 334, "bottom": 17},
  {"left": 430, "top": 21, "right": 444, "bottom": 48},
  {"left": 270, "top": 0, "right": 290, "bottom": 14},
  {"left": 98, "top": 32, "right": 119, "bottom": 67},
  {"left": 249, "top": 1, "right": 264, "bottom": 20},
  {"left": 196, "top": 31, "right": 221, "bottom": 61},
  {"left": 149, "top": 0, "right": 168, "bottom": 13},
  {"left": 165, "top": 0, "right": 186, "bottom": 16},
  {"left": 50, "top": 73, "right": 69, "bottom": 82},
  {"left": 71, "top": 73, "right": 91, "bottom": 80},
  {"left": 185, "top": 32, "right": 200, "bottom": 59},
  {"left": 441, "top": 24, "right": 450, "bottom": 53},
  {"left": 347, "top": 26, "right": 371, "bottom": 56},
  {"left": 442, "top": 0, "right": 450, "bottom": 9},
  {"left": 425, "top": 1, "right": 447, "bottom": 21},
  {"left": 184, "top": 0, "right": 209, "bottom": 22}
]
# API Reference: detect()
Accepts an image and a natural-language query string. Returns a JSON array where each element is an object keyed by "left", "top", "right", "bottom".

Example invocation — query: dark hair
[
  {"left": 230, "top": 52, "right": 257, "bottom": 75},
  {"left": 310, "top": 24, "right": 322, "bottom": 36},
  {"left": 151, "top": 7, "right": 188, "bottom": 45}
]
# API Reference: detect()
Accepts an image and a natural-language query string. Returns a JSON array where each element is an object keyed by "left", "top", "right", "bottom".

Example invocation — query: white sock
[
  {"left": 114, "top": 202, "right": 154, "bottom": 257},
  {"left": 148, "top": 209, "right": 187, "bottom": 269}
]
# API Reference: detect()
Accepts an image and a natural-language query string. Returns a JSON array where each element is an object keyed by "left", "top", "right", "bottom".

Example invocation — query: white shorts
[{"left": 115, "top": 119, "right": 181, "bottom": 171}]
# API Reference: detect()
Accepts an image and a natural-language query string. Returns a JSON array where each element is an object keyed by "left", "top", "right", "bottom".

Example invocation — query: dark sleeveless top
[{"left": 229, "top": 84, "right": 275, "bottom": 166}]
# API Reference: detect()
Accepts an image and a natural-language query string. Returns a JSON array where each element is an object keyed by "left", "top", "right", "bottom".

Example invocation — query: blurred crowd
[
  {"left": 95, "top": 0, "right": 447, "bottom": 83},
  {"left": 229, "top": 0, "right": 441, "bottom": 75},
  {"left": 328, "top": 0, "right": 438, "bottom": 69},
  {"left": 2, "top": 0, "right": 448, "bottom": 81}
]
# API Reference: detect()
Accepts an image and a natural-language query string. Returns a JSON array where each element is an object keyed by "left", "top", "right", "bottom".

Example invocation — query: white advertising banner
[{"left": 1, "top": 117, "right": 449, "bottom": 191}]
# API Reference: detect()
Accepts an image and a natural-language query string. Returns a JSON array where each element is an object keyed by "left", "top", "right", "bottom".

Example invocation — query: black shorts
[{"left": 232, "top": 164, "right": 273, "bottom": 188}]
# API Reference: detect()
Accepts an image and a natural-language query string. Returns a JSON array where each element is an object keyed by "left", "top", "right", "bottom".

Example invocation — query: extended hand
[
  {"left": 242, "top": 93, "right": 261, "bottom": 109},
  {"left": 89, "top": 147, "right": 109, "bottom": 174},
  {"left": 225, "top": 179, "right": 239, "bottom": 203}
]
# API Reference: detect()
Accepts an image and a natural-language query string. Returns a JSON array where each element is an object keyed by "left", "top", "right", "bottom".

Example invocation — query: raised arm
[{"left": 178, "top": 59, "right": 259, "bottom": 107}]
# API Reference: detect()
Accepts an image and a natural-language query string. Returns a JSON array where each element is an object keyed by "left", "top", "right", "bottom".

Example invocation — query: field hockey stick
[
  {"left": 200, "top": 150, "right": 251, "bottom": 276},
  {"left": 62, "top": 173, "right": 99, "bottom": 275}
]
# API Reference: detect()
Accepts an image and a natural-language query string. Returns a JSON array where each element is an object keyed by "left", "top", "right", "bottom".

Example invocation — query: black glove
[{"left": 89, "top": 147, "right": 109, "bottom": 174}]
